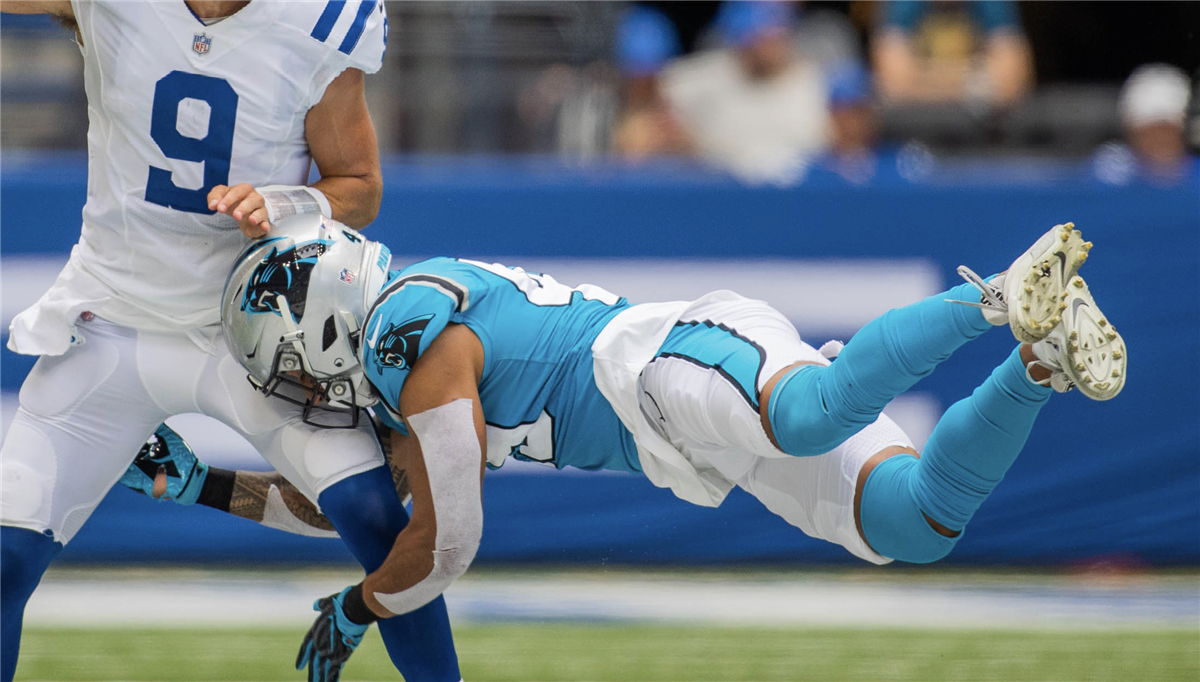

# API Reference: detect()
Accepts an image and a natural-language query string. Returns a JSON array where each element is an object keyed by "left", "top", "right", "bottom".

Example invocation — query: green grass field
[{"left": 17, "top": 625, "right": 1199, "bottom": 682}]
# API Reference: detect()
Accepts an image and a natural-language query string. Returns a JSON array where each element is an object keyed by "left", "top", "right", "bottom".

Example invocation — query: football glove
[
  {"left": 117, "top": 424, "right": 209, "bottom": 505},
  {"left": 296, "top": 586, "right": 370, "bottom": 682}
]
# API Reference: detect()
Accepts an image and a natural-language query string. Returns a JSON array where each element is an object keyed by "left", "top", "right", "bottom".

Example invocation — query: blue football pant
[
  {"left": 318, "top": 466, "right": 462, "bottom": 682},
  {"left": 1, "top": 526, "right": 62, "bottom": 682}
]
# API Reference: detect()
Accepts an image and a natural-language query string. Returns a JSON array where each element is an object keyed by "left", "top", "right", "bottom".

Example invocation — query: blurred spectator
[
  {"left": 1094, "top": 63, "right": 1196, "bottom": 185},
  {"left": 872, "top": 0, "right": 1033, "bottom": 107},
  {"left": 828, "top": 61, "right": 876, "bottom": 157},
  {"left": 793, "top": 5, "right": 864, "bottom": 70},
  {"left": 1120, "top": 64, "right": 1194, "bottom": 177},
  {"left": 656, "top": 1, "right": 830, "bottom": 184},
  {"left": 612, "top": 5, "right": 694, "bottom": 159}
]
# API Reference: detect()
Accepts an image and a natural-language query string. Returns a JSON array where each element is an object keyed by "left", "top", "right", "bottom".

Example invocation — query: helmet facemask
[{"left": 247, "top": 295, "right": 372, "bottom": 429}]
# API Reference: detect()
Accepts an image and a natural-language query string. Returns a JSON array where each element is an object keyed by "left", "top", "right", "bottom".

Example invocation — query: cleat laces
[{"left": 946, "top": 265, "right": 1007, "bottom": 317}]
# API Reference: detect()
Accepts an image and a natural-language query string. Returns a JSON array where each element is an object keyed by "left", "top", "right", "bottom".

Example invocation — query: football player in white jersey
[{"left": 0, "top": 3, "right": 462, "bottom": 682}]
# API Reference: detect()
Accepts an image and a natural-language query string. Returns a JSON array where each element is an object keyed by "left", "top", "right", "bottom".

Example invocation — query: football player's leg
[
  {"left": 637, "top": 294, "right": 824, "bottom": 470},
  {"left": 767, "top": 223, "right": 1093, "bottom": 457},
  {"left": 856, "top": 345, "right": 1052, "bottom": 563},
  {"left": 1, "top": 319, "right": 168, "bottom": 682},
  {"left": 317, "top": 467, "right": 461, "bottom": 682},
  {"left": 203, "top": 347, "right": 461, "bottom": 682},
  {"left": 764, "top": 278, "right": 995, "bottom": 457},
  {"left": 732, "top": 417, "right": 912, "bottom": 565},
  {"left": 1, "top": 528, "right": 60, "bottom": 682}
]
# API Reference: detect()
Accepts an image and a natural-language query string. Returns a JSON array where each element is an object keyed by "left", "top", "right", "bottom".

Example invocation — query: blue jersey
[{"left": 361, "top": 258, "right": 641, "bottom": 473}]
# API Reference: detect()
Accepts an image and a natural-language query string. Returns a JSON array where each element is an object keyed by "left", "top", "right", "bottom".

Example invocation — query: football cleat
[
  {"left": 118, "top": 424, "right": 209, "bottom": 504},
  {"left": 954, "top": 222, "right": 1094, "bottom": 344},
  {"left": 1026, "top": 275, "right": 1126, "bottom": 401}
]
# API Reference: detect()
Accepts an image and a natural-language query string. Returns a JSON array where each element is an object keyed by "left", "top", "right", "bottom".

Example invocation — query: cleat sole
[
  {"left": 1005, "top": 223, "right": 1094, "bottom": 343},
  {"left": 1058, "top": 278, "right": 1127, "bottom": 401}
]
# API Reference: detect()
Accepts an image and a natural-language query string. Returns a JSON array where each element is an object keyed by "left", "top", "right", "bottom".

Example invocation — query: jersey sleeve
[
  {"left": 360, "top": 265, "right": 469, "bottom": 418},
  {"left": 372, "top": 403, "right": 408, "bottom": 435},
  {"left": 306, "top": 0, "right": 388, "bottom": 107}
]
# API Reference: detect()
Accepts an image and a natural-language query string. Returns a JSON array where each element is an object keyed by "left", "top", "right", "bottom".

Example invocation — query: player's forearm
[
  {"left": 310, "top": 173, "right": 382, "bottom": 229},
  {"left": 346, "top": 521, "right": 477, "bottom": 621},
  {"left": 194, "top": 468, "right": 338, "bottom": 537},
  {"left": 231, "top": 471, "right": 337, "bottom": 534}
]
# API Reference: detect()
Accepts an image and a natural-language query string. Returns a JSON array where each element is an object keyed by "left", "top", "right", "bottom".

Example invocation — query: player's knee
[
  {"left": 318, "top": 467, "right": 409, "bottom": 570},
  {"left": 768, "top": 365, "right": 857, "bottom": 457},
  {"left": 858, "top": 455, "right": 960, "bottom": 564}
]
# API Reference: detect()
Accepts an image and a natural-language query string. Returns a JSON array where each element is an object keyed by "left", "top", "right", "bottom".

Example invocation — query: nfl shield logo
[
  {"left": 339, "top": 268, "right": 356, "bottom": 284},
  {"left": 192, "top": 33, "right": 212, "bottom": 56}
]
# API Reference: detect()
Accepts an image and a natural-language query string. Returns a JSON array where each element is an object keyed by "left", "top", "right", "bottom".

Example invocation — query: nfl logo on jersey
[
  {"left": 192, "top": 33, "right": 212, "bottom": 56},
  {"left": 339, "top": 268, "right": 356, "bottom": 284}
]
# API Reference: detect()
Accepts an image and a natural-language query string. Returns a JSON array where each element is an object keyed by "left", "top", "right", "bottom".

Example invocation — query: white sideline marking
[{"left": 23, "top": 570, "right": 1199, "bottom": 631}]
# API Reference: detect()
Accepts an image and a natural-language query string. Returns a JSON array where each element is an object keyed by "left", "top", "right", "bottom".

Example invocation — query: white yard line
[{"left": 23, "top": 569, "right": 1198, "bottom": 631}]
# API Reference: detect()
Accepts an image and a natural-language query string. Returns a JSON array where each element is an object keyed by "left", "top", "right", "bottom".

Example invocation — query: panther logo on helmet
[
  {"left": 240, "top": 240, "right": 331, "bottom": 321},
  {"left": 375, "top": 314, "right": 434, "bottom": 371}
]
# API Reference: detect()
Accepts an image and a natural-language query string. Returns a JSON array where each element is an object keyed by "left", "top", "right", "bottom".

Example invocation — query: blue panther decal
[
  {"left": 374, "top": 314, "right": 435, "bottom": 371},
  {"left": 240, "top": 240, "right": 331, "bottom": 321}
]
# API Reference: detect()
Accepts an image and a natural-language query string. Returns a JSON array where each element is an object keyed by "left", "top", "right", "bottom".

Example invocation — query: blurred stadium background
[{"left": 2, "top": 1, "right": 1198, "bottom": 681}]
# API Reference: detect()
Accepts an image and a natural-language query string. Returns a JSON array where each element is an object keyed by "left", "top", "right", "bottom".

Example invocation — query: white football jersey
[{"left": 12, "top": 0, "right": 386, "bottom": 352}]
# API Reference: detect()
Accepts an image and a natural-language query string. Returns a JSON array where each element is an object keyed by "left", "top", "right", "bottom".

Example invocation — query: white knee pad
[{"left": 0, "top": 438, "right": 53, "bottom": 533}]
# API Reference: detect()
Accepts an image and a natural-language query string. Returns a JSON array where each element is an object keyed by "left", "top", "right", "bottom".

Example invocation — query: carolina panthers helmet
[{"left": 220, "top": 214, "right": 392, "bottom": 428}]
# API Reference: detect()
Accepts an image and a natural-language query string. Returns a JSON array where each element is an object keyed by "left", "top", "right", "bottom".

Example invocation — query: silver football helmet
[{"left": 220, "top": 214, "right": 392, "bottom": 428}]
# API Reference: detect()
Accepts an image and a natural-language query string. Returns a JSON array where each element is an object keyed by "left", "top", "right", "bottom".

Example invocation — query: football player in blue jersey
[
  {"left": 139, "top": 213, "right": 1126, "bottom": 680},
  {"left": 0, "top": 2, "right": 461, "bottom": 681}
]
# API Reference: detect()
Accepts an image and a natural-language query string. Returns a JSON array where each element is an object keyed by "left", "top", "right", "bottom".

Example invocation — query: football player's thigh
[
  {"left": 735, "top": 415, "right": 913, "bottom": 564},
  {"left": 638, "top": 297, "right": 824, "bottom": 469},
  {"left": 194, "top": 341, "right": 385, "bottom": 501},
  {"left": 1, "top": 319, "right": 167, "bottom": 543}
]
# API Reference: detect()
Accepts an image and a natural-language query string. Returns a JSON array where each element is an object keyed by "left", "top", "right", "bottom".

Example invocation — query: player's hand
[
  {"left": 208, "top": 183, "right": 271, "bottom": 238},
  {"left": 296, "top": 586, "right": 370, "bottom": 682},
  {"left": 118, "top": 424, "right": 209, "bottom": 505}
]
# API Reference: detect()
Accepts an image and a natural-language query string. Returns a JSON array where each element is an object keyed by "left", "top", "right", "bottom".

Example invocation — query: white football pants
[
  {"left": 635, "top": 296, "right": 913, "bottom": 564},
  {"left": 0, "top": 315, "right": 385, "bottom": 544}
]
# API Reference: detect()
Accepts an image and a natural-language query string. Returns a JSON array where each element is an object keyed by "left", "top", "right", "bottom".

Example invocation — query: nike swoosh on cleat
[
  {"left": 246, "top": 341, "right": 260, "bottom": 359},
  {"left": 1071, "top": 296, "right": 1089, "bottom": 318},
  {"left": 1054, "top": 250, "right": 1068, "bottom": 281}
]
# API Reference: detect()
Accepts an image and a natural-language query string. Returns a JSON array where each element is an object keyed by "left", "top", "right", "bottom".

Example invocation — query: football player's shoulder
[
  {"left": 276, "top": 0, "right": 387, "bottom": 73},
  {"left": 376, "top": 258, "right": 477, "bottom": 316}
]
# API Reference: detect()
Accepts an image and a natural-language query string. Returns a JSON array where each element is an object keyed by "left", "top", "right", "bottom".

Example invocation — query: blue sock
[
  {"left": 2, "top": 526, "right": 63, "bottom": 682},
  {"left": 770, "top": 280, "right": 995, "bottom": 456},
  {"left": 318, "top": 467, "right": 461, "bottom": 682},
  {"left": 860, "top": 346, "right": 1052, "bottom": 563}
]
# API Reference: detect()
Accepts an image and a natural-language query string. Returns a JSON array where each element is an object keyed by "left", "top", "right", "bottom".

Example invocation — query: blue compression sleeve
[
  {"left": 770, "top": 280, "right": 995, "bottom": 456},
  {"left": 2, "top": 526, "right": 63, "bottom": 682},
  {"left": 860, "top": 346, "right": 1051, "bottom": 563},
  {"left": 318, "top": 467, "right": 462, "bottom": 682}
]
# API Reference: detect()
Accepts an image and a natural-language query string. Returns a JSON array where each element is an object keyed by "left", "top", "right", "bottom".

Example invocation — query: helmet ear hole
[{"left": 322, "top": 315, "right": 338, "bottom": 351}]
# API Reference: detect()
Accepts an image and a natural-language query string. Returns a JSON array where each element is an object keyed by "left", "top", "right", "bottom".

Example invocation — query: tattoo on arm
[
  {"left": 230, "top": 471, "right": 336, "bottom": 533},
  {"left": 379, "top": 430, "right": 412, "bottom": 503}
]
